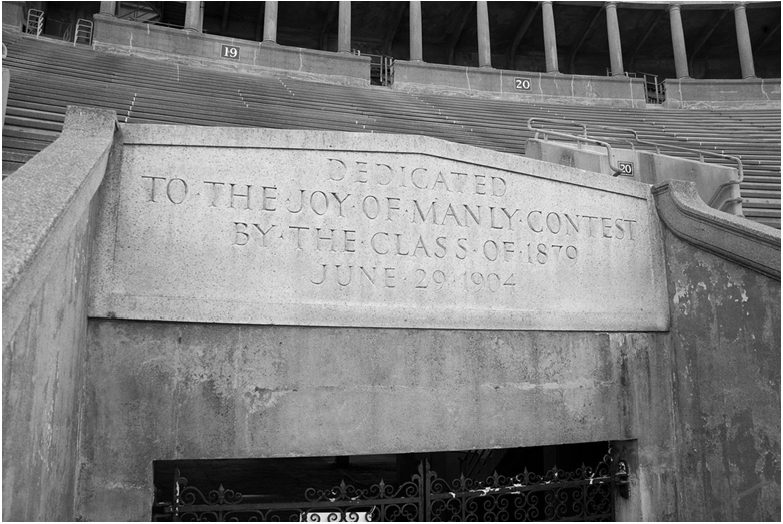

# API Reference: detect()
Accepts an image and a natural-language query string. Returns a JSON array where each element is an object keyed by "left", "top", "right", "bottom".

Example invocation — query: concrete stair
[{"left": 2, "top": 31, "right": 780, "bottom": 228}]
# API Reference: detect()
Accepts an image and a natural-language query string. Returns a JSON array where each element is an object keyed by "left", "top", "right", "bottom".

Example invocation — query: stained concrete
[
  {"left": 2, "top": 109, "right": 779, "bottom": 521},
  {"left": 393, "top": 61, "right": 648, "bottom": 108},
  {"left": 2, "top": 107, "right": 118, "bottom": 521},
  {"left": 77, "top": 323, "right": 675, "bottom": 521},
  {"left": 663, "top": 78, "right": 782, "bottom": 109},
  {"left": 526, "top": 139, "right": 744, "bottom": 216},
  {"left": 92, "top": 14, "right": 371, "bottom": 86},
  {"left": 664, "top": 229, "right": 781, "bottom": 521}
]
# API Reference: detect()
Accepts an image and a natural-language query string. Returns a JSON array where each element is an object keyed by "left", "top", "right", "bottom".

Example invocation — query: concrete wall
[
  {"left": 1, "top": 1, "right": 24, "bottom": 31},
  {"left": 663, "top": 78, "right": 782, "bottom": 109},
  {"left": 77, "top": 323, "right": 678, "bottom": 521},
  {"left": 666, "top": 231, "right": 780, "bottom": 520},
  {"left": 393, "top": 60, "right": 648, "bottom": 108},
  {"left": 1, "top": 107, "right": 118, "bottom": 520},
  {"left": 91, "top": 14, "right": 371, "bottom": 86},
  {"left": 525, "top": 139, "right": 743, "bottom": 216},
  {"left": 655, "top": 180, "right": 781, "bottom": 521},
  {"left": 2, "top": 117, "right": 778, "bottom": 521}
]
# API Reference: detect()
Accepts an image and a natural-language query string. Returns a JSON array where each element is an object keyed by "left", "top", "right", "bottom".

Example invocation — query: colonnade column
[
  {"left": 605, "top": 2, "right": 624, "bottom": 76},
  {"left": 263, "top": 0, "right": 278, "bottom": 44},
  {"left": 542, "top": 0, "right": 559, "bottom": 73},
  {"left": 733, "top": 2, "right": 756, "bottom": 78},
  {"left": 338, "top": 1, "right": 351, "bottom": 53},
  {"left": 184, "top": 1, "right": 202, "bottom": 32},
  {"left": 477, "top": 0, "right": 492, "bottom": 68},
  {"left": 669, "top": 3, "right": 689, "bottom": 78},
  {"left": 409, "top": 0, "right": 423, "bottom": 62},
  {"left": 99, "top": 1, "right": 116, "bottom": 16}
]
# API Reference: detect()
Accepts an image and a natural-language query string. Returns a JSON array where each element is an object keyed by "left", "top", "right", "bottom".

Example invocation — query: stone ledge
[
  {"left": 92, "top": 14, "right": 371, "bottom": 86},
  {"left": 652, "top": 179, "right": 781, "bottom": 280},
  {"left": 662, "top": 77, "right": 781, "bottom": 109},
  {"left": 392, "top": 60, "right": 648, "bottom": 108},
  {"left": 2, "top": 106, "right": 118, "bottom": 341}
]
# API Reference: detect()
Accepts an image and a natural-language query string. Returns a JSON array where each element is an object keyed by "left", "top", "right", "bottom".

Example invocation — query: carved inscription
[{"left": 139, "top": 155, "right": 643, "bottom": 295}]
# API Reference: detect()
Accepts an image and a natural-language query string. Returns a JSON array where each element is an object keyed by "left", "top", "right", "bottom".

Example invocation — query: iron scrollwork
[{"left": 163, "top": 453, "right": 625, "bottom": 521}]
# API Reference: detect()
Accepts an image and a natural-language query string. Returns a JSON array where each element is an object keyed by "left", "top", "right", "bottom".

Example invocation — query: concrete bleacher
[{"left": 2, "top": 32, "right": 780, "bottom": 229}]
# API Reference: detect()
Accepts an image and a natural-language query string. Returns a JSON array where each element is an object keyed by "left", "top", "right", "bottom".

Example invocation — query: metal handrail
[
  {"left": 74, "top": 19, "right": 93, "bottom": 46},
  {"left": 354, "top": 52, "right": 395, "bottom": 86},
  {"left": 527, "top": 118, "right": 625, "bottom": 176},
  {"left": 527, "top": 117, "right": 744, "bottom": 212},
  {"left": 609, "top": 70, "right": 665, "bottom": 104},
  {"left": 26, "top": 9, "right": 44, "bottom": 37}
]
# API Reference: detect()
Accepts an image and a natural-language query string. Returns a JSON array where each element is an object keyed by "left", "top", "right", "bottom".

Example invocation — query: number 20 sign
[
  {"left": 221, "top": 45, "right": 240, "bottom": 60},
  {"left": 514, "top": 77, "right": 532, "bottom": 91}
]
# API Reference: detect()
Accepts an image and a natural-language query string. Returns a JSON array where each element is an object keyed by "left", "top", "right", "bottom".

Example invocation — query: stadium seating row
[{"left": 2, "top": 32, "right": 780, "bottom": 228}]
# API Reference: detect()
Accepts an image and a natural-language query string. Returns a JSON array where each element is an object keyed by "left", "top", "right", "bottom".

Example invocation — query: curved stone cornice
[{"left": 652, "top": 179, "right": 781, "bottom": 280}]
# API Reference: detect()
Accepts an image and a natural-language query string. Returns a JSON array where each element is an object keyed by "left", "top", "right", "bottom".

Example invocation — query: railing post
[{"left": 421, "top": 459, "right": 430, "bottom": 521}]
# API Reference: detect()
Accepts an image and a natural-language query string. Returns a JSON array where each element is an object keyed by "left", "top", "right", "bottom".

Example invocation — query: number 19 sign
[{"left": 221, "top": 44, "right": 240, "bottom": 60}]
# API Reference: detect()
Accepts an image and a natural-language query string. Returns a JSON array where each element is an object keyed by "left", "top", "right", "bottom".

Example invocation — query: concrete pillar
[
  {"left": 1, "top": 2, "right": 25, "bottom": 30},
  {"left": 263, "top": 0, "right": 278, "bottom": 44},
  {"left": 338, "top": 1, "right": 351, "bottom": 53},
  {"left": 99, "top": 1, "right": 116, "bottom": 16},
  {"left": 542, "top": 0, "right": 559, "bottom": 73},
  {"left": 605, "top": 2, "right": 624, "bottom": 76},
  {"left": 669, "top": 3, "right": 690, "bottom": 79},
  {"left": 409, "top": 0, "right": 423, "bottom": 62},
  {"left": 184, "top": 1, "right": 202, "bottom": 32},
  {"left": 733, "top": 2, "right": 756, "bottom": 79},
  {"left": 477, "top": 0, "right": 492, "bottom": 68}
]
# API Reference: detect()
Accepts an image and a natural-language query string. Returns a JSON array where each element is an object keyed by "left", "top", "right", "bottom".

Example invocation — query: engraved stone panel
[{"left": 89, "top": 126, "right": 669, "bottom": 331}]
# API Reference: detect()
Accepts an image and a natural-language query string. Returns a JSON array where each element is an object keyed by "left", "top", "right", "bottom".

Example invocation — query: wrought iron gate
[
  {"left": 159, "top": 454, "right": 628, "bottom": 522},
  {"left": 160, "top": 454, "right": 628, "bottom": 521}
]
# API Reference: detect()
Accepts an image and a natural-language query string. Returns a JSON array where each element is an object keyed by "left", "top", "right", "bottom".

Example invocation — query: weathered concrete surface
[
  {"left": 1, "top": 1, "right": 24, "bottom": 31},
  {"left": 611, "top": 333, "right": 680, "bottom": 522},
  {"left": 2, "top": 204, "right": 95, "bottom": 521},
  {"left": 89, "top": 125, "right": 669, "bottom": 332},
  {"left": 393, "top": 60, "right": 648, "bottom": 108},
  {"left": 77, "top": 323, "right": 675, "bottom": 521},
  {"left": 637, "top": 151, "right": 742, "bottom": 217},
  {"left": 653, "top": 179, "right": 781, "bottom": 519},
  {"left": 2, "top": 107, "right": 118, "bottom": 520},
  {"left": 92, "top": 14, "right": 371, "bottom": 86},
  {"left": 526, "top": 139, "right": 743, "bottom": 216},
  {"left": 525, "top": 139, "right": 639, "bottom": 179},
  {"left": 654, "top": 180, "right": 780, "bottom": 281},
  {"left": 663, "top": 78, "right": 781, "bottom": 110},
  {"left": 662, "top": 232, "right": 781, "bottom": 520},
  {"left": 664, "top": 229, "right": 781, "bottom": 521}
]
